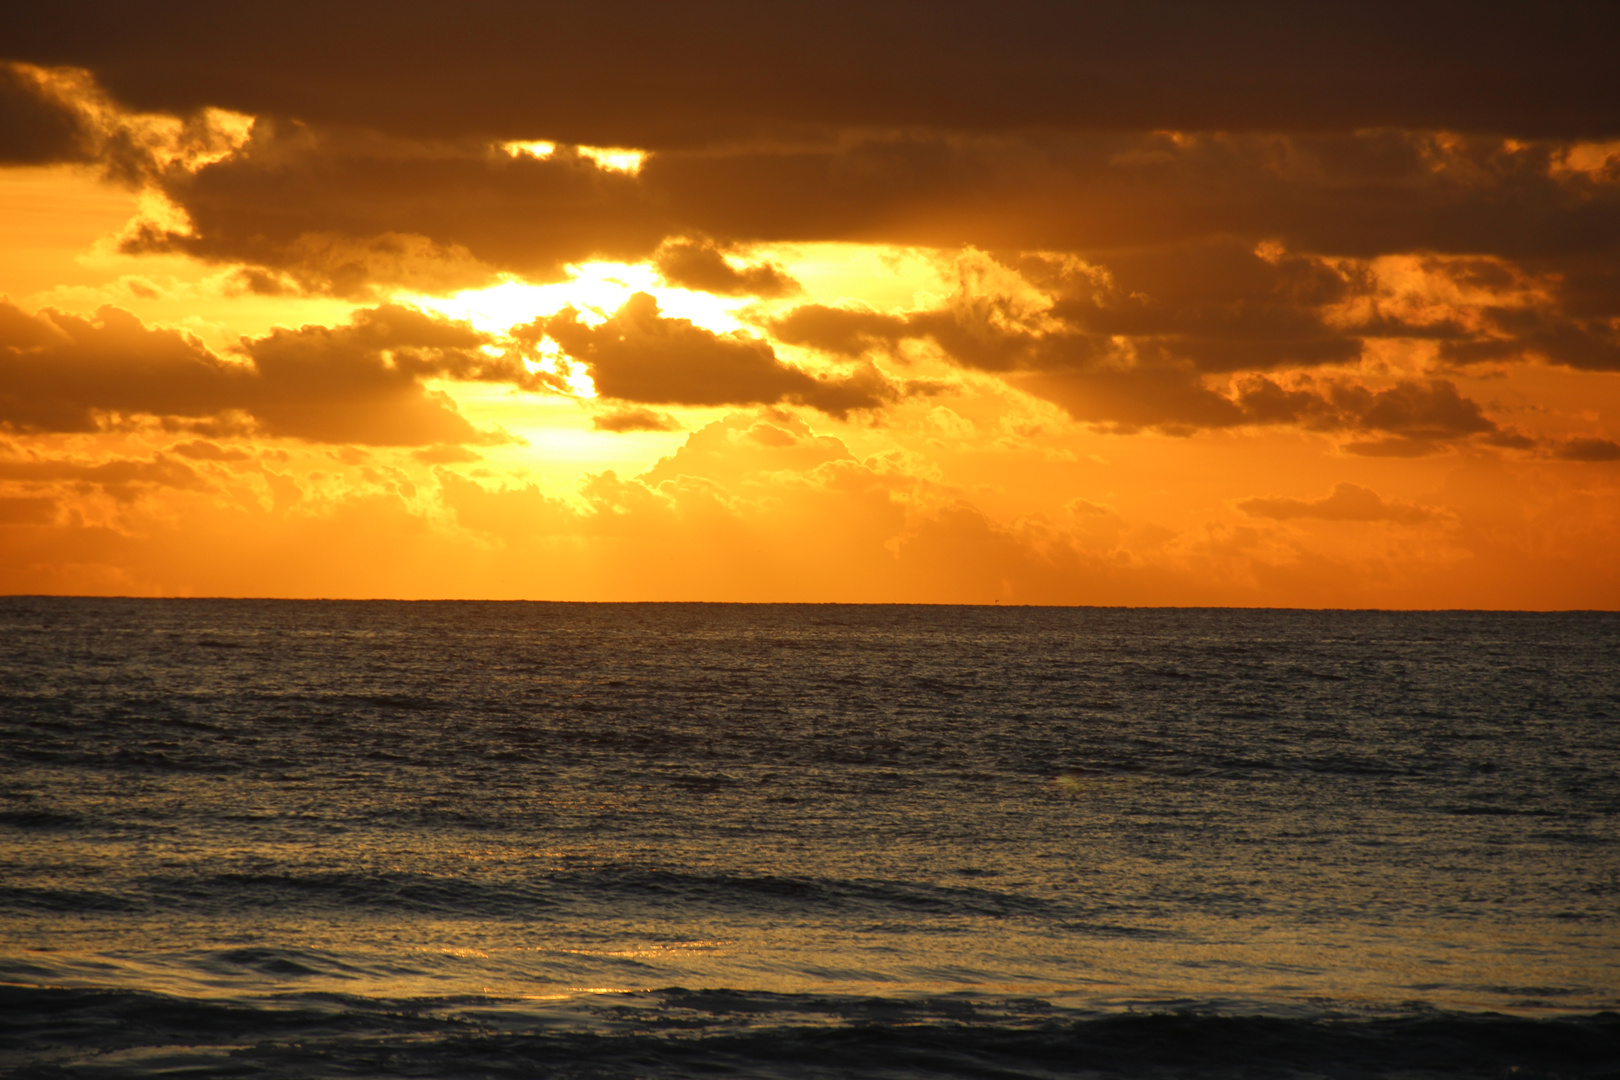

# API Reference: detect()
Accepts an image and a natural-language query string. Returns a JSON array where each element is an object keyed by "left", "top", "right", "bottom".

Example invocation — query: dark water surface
[{"left": 2, "top": 599, "right": 1617, "bottom": 1077}]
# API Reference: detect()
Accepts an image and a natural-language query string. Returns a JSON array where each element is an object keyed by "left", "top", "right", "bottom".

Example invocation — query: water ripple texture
[{"left": 1, "top": 599, "right": 1617, "bottom": 1077}]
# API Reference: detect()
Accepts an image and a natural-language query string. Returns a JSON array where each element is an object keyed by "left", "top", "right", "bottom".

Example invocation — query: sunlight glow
[
  {"left": 435, "top": 382, "right": 686, "bottom": 478},
  {"left": 125, "top": 189, "right": 195, "bottom": 239},
  {"left": 562, "top": 360, "right": 598, "bottom": 398},
  {"left": 500, "top": 140, "right": 645, "bottom": 174},
  {"left": 576, "top": 146, "right": 646, "bottom": 174},
  {"left": 519, "top": 334, "right": 598, "bottom": 398},
  {"left": 401, "top": 262, "right": 748, "bottom": 337},
  {"left": 503, "top": 140, "right": 557, "bottom": 159},
  {"left": 747, "top": 242, "right": 958, "bottom": 312}
]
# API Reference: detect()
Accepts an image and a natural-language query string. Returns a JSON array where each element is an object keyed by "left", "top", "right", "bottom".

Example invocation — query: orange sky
[{"left": 2, "top": 8, "right": 1618, "bottom": 606}]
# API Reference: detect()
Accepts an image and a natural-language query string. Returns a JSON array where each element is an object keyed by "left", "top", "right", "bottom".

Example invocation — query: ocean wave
[
  {"left": 5, "top": 600, "right": 1618, "bottom": 1067},
  {"left": 0, "top": 885, "right": 146, "bottom": 914},
  {"left": 6, "top": 867, "right": 1073, "bottom": 922},
  {"left": 2, "top": 985, "right": 1616, "bottom": 1078}
]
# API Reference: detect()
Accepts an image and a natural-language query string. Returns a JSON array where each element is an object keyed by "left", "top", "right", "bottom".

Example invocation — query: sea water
[{"left": 1, "top": 599, "right": 1616, "bottom": 1077}]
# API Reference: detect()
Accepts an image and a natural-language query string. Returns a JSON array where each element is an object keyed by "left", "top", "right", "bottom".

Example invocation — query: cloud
[
  {"left": 7, "top": 4, "right": 1616, "bottom": 144},
  {"left": 0, "top": 61, "right": 254, "bottom": 185},
  {"left": 654, "top": 238, "right": 798, "bottom": 297},
  {"left": 640, "top": 412, "right": 855, "bottom": 491},
  {"left": 0, "top": 400, "right": 1614, "bottom": 606},
  {"left": 765, "top": 245, "right": 1549, "bottom": 441},
  {"left": 411, "top": 445, "right": 483, "bottom": 464},
  {"left": 772, "top": 254, "right": 1510, "bottom": 439},
  {"left": 0, "top": 301, "right": 519, "bottom": 445},
  {"left": 31, "top": 76, "right": 1606, "bottom": 318},
  {"left": 1553, "top": 437, "right": 1620, "bottom": 462},
  {"left": 20, "top": 60, "right": 1613, "bottom": 379},
  {"left": 1009, "top": 367, "right": 1509, "bottom": 442},
  {"left": 1239, "top": 482, "right": 1433, "bottom": 524},
  {"left": 437, "top": 471, "right": 577, "bottom": 538},
  {"left": 592, "top": 407, "right": 683, "bottom": 433},
  {"left": 646, "top": 129, "right": 1620, "bottom": 265},
  {"left": 1449, "top": 303, "right": 1620, "bottom": 373},
  {"left": 141, "top": 128, "right": 1620, "bottom": 386},
  {"left": 124, "top": 121, "right": 671, "bottom": 295},
  {"left": 0, "top": 63, "right": 94, "bottom": 165},
  {"left": 777, "top": 241, "right": 1620, "bottom": 398},
  {"left": 3, "top": 18, "right": 1619, "bottom": 609},
  {"left": 1318, "top": 380, "right": 1497, "bottom": 439},
  {"left": 170, "top": 439, "right": 248, "bottom": 461},
  {"left": 1043, "top": 242, "right": 1364, "bottom": 373},
  {"left": 531, "top": 292, "right": 898, "bottom": 417},
  {"left": 0, "top": 453, "right": 207, "bottom": 502},
  {"left": 0, "top": 303, "right": 240, "bottom": 434},
  {"left": 768, "top": 304, "right": 910, "bottom": 357},
  {"left": 1014, "top": 367, "right": 1246, "bottom": 432}
]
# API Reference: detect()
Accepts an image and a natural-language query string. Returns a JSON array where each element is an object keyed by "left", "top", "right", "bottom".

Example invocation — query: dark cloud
[
  {"left": 1317, "top": 380, "right": 1497, "bottom": 441},
  {"left": 0, "top": 304, "right": 239, "bottom": 434},
  {"left": 644, "top": 129, "right": 1620, "bottom": 263},
  {"left": 14, "top": 62, "right": 1599, "bottom": 303},
  {"left": 1016, "top": 367, "right": 1246, "bottom": 433},
  {"left": 219, "top": 306, "right": 534, "bottom": 444},
  {"left": 769, "top": 305, "right": 909, "bottom": 357},
  {"left": 654, "top": 239, "right": 798, "bottom": 297},
  {"left": 772, "top": 296, "right": 1100, "bottom": 374},
  {"left": 127, "top": 122, "right": 668, "bottom": 295},
  {"left": 0, "top": 61, "right": 253, "bottom": 185},
  {"left": 4, "top": 27, "right": 1616, "bottom": 452},
  {"left": 656, "top": 137, "right": 1617, "bottom": 387},
  {"left": 1553, "top": 438, "right": 1620, "bottom": 462},
  {"left": 772, "top": 240, "right": 1620, "bottom": 388},
  {"left": 48, "top": 97, "right": 1609, "bottom": 365},
  {"left": 930, "top": 243, "right": 1366, "bottom": 375},
  {"left": 0, "top": 301, "right": 521, "bottom": 445},
  {"left": 0, "top": 453, "right": 207, "bottom": 502},
  {"left": 0, "top": 63, "right": 92, "bottom": 164},
  {"left": 1446, "top": 304, "right": 1620, "bottom": 372},
  {"left": 774, "top": 260, "right": 1516, "bottom": 438},
  {"left": 1239, "top": 482, "right": 1433, "bottom": 524},
  {"left": 593, "top": 407, "right": 683, "bottom": 433},
  {"left": 1234, "top": 376, "right": 1502, "bottom": 450},
  {"left": 7, "top": 2, "right": 1616, "bottom": 143},
  {"left": 1044, "top": 244, "right": 1364, "bottom": 373},
  {"left": 1231, "top": 376, "right": 1512, "bottom": 453},
  {"left": 1018, "top": 368, "right": 1505, "bottom": 441},
  {"left": 530, "top": 293, "right": 897, "bottom": 417}
]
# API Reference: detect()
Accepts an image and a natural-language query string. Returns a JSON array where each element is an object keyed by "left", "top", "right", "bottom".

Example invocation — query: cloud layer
[
  {"left": 8, "top": 2, "right": 1618, "bottom": 143},
  {"left": 0, "top": 11, "right": 1617, "bottom": 607},
  {"left": 532, "top": 294, "right": 897, "bottom": 416},
  {"left": 0, "top": 301, "right": 521, "bottom": 445}
]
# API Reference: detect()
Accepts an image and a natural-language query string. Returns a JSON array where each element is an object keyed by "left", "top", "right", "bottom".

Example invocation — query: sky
[{"left": 2, "top": 1, "right": 1618, "bottom": 606}]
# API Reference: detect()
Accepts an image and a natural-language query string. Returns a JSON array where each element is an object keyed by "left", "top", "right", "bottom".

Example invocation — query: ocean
[{"left": 1, "top": 598, "right": 1616, "bottom": 1077}]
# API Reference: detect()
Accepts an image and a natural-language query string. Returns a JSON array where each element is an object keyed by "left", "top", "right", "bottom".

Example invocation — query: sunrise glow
[{"left": 0, "top": 19, "right": 1616, "bottom": 606}]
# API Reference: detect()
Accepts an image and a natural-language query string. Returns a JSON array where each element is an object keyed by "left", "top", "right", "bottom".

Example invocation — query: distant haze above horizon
[{"left": 3, "top": 2, "right": 1619, "bottom": 605}]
